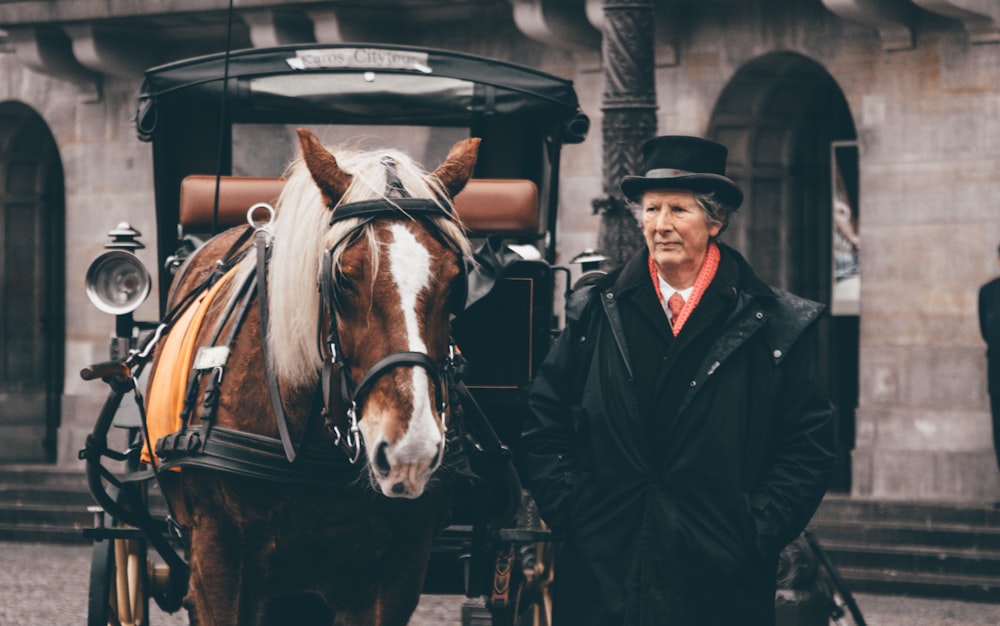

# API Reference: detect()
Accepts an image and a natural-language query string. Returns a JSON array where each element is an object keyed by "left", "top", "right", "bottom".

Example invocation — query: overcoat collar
[{"left": 612, "top": 249, "right": 673, "bottom": 344}]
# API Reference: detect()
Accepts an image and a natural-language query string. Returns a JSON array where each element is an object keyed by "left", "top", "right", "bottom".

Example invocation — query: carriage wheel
[
  {"left": 487, "top": 536, "right": 557, "bottom": 626},
  {"left": 115, "top": 536, "right": 148, "bottom": 625},
  {"left": 486, "top": 544, "right": 525, "bottom": 626},
  {"left": 88, "top": 526, "right": 114, "bottom": 626},
  {"left": 88, "top": 515, "right": 150, "bottom": 626},
  {"left": 525, "top": 538, "right": 555, "bottom": 626}
]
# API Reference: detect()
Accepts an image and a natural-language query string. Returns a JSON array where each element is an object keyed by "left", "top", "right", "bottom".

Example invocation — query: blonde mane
[{"left": 233, "top": 144, "right": 473, "bottom": 389}]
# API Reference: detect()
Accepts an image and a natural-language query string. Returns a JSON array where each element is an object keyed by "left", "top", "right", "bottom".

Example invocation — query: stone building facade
[{"left": 1, "top": 0, "right": 998, "bottom": 502}]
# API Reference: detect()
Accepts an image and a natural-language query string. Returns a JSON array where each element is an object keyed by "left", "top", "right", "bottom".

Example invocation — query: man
[
  {"left": 979, "top": 244, "right": 1000, "bottom": 484},
  {"left": 519, "top": 136, "right": 836, "bottom": 625}
]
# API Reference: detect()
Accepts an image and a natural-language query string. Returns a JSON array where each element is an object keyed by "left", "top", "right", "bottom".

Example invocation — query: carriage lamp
[
  {"left": 567, "top": 248, "right": 609, "bottom": 296},
  {"left": 85, "top": 223, "right": 152, "bottom": 316},
  {"left": 571, "top": 248, "right": 607, "bottom": 273}
]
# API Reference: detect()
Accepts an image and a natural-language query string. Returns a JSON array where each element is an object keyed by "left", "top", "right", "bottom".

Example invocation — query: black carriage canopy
[{"left": 135, "top": 44, "right": 589, "bottom": 143}]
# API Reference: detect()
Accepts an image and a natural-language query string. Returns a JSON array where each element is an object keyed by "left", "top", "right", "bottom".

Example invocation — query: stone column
[{"left": 592, "top": 0, "right": 656, "bottom": 270}]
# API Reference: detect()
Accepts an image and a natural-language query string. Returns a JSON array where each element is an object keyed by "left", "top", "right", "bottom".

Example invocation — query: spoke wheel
[
  {"left": 487, "top": 544, "right": 526, "bottom": 626},
  {"left": 526, "top": 538, "right": 554, "bottom": 626},
  {"left": 113, "top": 537, "right": 148, "bottom": 626},
  {"left": 88, "top": 527, "right": 114, "bottom": 626},
  {"left": 88, "top": 517, "right": 150, "bottom": 626},
  {"left": 503, "top": 537, "right": 555, "bottom": 626}
]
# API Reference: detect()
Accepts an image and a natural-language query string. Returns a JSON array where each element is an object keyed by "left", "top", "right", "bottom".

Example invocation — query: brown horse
[{"left": 152, "top": 129, "right": 478, "bottom": 625}]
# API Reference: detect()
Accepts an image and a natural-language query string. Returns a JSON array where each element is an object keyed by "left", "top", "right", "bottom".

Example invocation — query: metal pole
[{"left": 593, "top": 0, "right": 657, "bottom": 270}]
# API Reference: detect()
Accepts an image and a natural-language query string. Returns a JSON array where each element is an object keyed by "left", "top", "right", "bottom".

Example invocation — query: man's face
[{"left": 641, "top": 189, "right": 722, "bottom": 282}]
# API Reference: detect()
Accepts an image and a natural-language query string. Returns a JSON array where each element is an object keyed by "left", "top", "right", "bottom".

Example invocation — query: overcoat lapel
[
  {"left": 659, "top": 291, "right": 727, "bottom": 380},
  {"left": 628, "top": 271, "right": 675, "bottom": 346},
  {"left": 649, "top": 251, "right": 740, "bottom": 440}
]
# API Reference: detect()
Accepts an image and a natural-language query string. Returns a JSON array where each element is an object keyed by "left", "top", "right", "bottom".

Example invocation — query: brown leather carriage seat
[{"left": 178, "top": 174, "right": 539, "bottom": 237}]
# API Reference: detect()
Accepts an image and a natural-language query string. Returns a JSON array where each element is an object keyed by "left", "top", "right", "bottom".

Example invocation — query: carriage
[{"left": 79, "top": 43, "right": 590, "bottom": 626}]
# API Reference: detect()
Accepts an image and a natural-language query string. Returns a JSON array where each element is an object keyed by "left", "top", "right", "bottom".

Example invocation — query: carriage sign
[{"left": 288, "top": 48, "right": 433, "bottom": 73}]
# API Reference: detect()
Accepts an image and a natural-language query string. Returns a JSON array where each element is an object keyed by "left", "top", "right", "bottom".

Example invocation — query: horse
[{"left": 149, "top": 128, "right": 479, "bottom": 625}]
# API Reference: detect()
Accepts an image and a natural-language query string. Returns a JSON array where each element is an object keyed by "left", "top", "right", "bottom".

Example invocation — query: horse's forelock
[
  {"left": 336, "top": 147, "right": 438, "bottom": 204},
  {"left": 327, "top": 146, "right": 472, "bottom": 263}
]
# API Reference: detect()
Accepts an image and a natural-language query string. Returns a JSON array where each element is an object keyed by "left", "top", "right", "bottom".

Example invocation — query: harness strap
[
  {"left": 164, "top": 225, "right": 255, "bottom": 330},
  {"left": 156, "top": 425, "right": 361, "bottom": 484},
  {"left": 256, "top": 231, "right": 321, "bottom": 464},
  {"left": 197, "top": 270, "right": 259, "bottom": 435},
  {"left": 317, "top": 249, "right": 355, "bottom": 457},
  {"left": 317, "top": 245, "right": 364, "bottom": 460},
  {"left": 329, "top": 198, "right": 452, "bottom": 223},
  {"left": 320, "top": 353, "right": 362, "bottom": 461},
  {"left": 177, "top": 266, "right": 256, "bottom": 430},
  {"left": 382, "top": 156, "right": 409, "bottom": 198},
  {"left": 129, "top": 226, "right": 256, "bottom": 375},
  {"left": 352, "top": 351, "right": 445, "bottom": 411}
]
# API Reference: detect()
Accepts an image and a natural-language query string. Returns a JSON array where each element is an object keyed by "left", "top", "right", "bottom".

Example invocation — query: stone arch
[
  {"left": 0, "top": 101, "right": 65, "bottom": 463},
  {"left": 708, "top": 52, "right": 858, "bottom": 491}
]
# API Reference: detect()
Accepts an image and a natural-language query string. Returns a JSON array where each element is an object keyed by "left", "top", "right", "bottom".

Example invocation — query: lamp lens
[{"left": 85, "top": 251, "right": 151, "bottom": 315}]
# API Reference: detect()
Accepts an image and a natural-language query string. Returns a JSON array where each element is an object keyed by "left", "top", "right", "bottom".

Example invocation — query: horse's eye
[{"left": 335, "top": 271, "right": 356, "bottom": 295}]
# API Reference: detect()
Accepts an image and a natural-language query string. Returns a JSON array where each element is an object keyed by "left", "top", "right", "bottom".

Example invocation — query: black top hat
[{"left": 620, "top": 136, "right": 743, "bottom": 209}]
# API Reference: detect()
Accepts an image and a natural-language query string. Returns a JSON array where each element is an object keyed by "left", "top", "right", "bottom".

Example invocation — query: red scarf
[{"left": 649, "top": 241, "right": 720, "bottom": 336}]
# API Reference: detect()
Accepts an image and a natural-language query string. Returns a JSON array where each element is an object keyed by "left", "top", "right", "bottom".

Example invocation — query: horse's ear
[
  {"left": 431, "top": 137, "right": 481, "bottom": 198},
  {"left": 297, "top": 128, "right": 352, "bottom": 206}
]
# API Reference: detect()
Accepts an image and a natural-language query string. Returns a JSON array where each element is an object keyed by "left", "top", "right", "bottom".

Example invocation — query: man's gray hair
[{"left": 695, "top": 191, "right": 734, "bottom": 234}]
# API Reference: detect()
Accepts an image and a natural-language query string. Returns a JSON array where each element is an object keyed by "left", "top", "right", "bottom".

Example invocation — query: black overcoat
[{"left": 518, "top": 244, "right": 835, "bottom": 626}]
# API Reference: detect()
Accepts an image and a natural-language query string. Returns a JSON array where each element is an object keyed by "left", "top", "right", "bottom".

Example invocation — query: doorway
[
  {"left": 0, "top": 102, "right": 65, "bottom": 463},
  {"left": 707, "top": 52, "right": 858, "bottom": 492}
]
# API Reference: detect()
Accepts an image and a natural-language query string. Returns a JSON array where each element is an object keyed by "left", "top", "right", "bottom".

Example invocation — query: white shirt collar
[{"left": 656, "top": 274, "right": 694, "bottom": 319}]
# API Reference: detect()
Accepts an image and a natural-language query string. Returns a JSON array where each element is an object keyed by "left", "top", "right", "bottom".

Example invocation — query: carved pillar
[{"left": 593, "top": 0, "right": 656, "bottom": 270}]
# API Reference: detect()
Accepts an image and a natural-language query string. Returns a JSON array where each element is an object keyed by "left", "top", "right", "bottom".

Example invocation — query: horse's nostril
[{"left": 375, "top": 441, "right": 391, "bottom": 477}]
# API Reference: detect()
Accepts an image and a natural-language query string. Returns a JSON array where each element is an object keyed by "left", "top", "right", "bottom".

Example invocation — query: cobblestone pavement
[
  {"left": 0, "top": 541, "right": 465, "bottom": 625},
  {"left": 3, "top": 541, "right": 1000, "bottom": 625},
  {"left": 850, "top": 592, "right": 1000, "bottom": 626}
]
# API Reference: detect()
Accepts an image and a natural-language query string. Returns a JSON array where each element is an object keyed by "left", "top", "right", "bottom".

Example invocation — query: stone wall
[
  {"left": 847, "top": 30, "right": 999, "bottom": 499},
  {"left": 0, "top": 55, "right": 158, "bottom": 465}
]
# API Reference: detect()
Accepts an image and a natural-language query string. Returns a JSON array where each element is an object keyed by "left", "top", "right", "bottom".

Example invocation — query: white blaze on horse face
[{"left": 363, "top": 222, "right": 444, "bottom": 498}]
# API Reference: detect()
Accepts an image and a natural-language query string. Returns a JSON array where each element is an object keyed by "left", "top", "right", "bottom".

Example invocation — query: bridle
[{"left": 261, "top": 159, "right": 467, "bottom": 465}]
